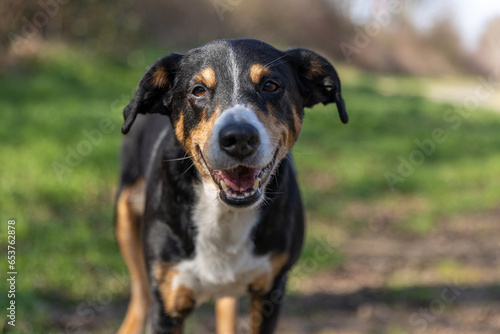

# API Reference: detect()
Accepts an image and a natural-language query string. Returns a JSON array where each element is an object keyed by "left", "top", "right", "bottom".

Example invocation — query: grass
[
  {"left": 1, "top": 45, "right": 500, "bottom": 332},
  {"left": 294, "top": 70, "right": 500, "bottom": 234}
]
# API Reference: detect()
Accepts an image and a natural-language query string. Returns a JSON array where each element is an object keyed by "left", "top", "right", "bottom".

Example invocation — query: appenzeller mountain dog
[{"left": 115, "top": 39, "right": 348, "bottom": 334}]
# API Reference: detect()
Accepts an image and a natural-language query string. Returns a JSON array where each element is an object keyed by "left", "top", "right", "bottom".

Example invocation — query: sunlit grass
[{"left": 1, "top": 46, "right": 500, "bottom": 331}]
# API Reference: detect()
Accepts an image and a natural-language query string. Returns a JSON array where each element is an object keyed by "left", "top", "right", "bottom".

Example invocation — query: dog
[{"left": 115, "top": 38, "right": 348, "bottom": 334}]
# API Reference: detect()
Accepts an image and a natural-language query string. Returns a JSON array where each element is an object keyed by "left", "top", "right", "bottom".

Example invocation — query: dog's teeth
[
  {"left": 220, "top": 180, "right": 228, "bottom": 191},
  {"left": 231, "top": 193, "right": 238, "bottom": 199},
  {"left": 252, "top": 178, "right": 261, "bottom": 190}
]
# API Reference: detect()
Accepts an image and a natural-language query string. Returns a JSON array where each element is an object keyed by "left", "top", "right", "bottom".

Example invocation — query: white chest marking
[{"left": 173, "top": 182, "right": 271, "bottom": 303}]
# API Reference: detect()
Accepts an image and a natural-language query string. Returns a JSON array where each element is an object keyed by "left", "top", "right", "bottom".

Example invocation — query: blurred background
[{"left": 1, "top": 0, "right": 500, "bottom": 333}]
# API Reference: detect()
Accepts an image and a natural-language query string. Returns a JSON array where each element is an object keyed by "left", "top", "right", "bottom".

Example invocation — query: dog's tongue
[{"left": 220, "top": 166, "right": 258, "bottom": 192}]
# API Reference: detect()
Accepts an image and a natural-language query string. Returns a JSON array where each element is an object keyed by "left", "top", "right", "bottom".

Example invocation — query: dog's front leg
[
  {"left": 248, "top": 275, "right": 287, "bottom": 334},
  {"left": 146, "top": 262, "right": 196, "bottom": 334}
]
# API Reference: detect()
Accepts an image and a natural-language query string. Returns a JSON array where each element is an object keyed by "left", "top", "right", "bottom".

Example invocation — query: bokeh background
[{"left": 1, "top": 0, "right": 500, "bottom": 333}]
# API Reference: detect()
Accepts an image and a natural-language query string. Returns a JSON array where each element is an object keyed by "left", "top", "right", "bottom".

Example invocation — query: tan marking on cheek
[
  {"left": 195, "top": 67, "right": 217, "bottom": 89},
  {"left": 250, "top": 64, "right": 271, "bottom": 84},
  {"left": 188, "top": 109, "right": 216, "bottom": 154},
  {"left": 292, "top": 106, "right": 302, "bottom": 135},
  {"left": 305, "top": 57, "right": 326, "bottom": 80},
  {"left": 174, "top": 113, "right": 185, "bottom": 144},
  {"left": 154, "top": 263, "right": 195, "bottom": 318},
  {"left": 184, "top": 107, "right": 221, "bottom": 181},
  {"left": 150, "top": 66, "right": 170, "bottom": 88},
  {"left": 258, "top": 104, "right": 298, "bottom": 159}
]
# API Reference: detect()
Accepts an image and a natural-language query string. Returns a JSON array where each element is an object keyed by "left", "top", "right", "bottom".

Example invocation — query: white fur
[
  {"left": 172, "top": 182, "right": 271, "bottom": 304},
  {"left": 228, "top": 46, "right": 240, "bottom": 103}
]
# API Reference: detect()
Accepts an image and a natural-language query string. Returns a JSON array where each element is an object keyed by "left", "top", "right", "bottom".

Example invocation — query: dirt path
[
  {"left": 188, "top": 207, "right": 500, "bottom": 334},
  {"left": 54, "top": 208, "right": 500, "bottom": 334},
  {"left": 425, "top": 79, "right": 500, "bottom": 113},
  {"left": 272, "top": 208, "right": 500, "bottom": 334}
]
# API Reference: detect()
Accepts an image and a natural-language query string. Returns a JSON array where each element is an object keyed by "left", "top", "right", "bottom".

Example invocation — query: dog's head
[{"left": 123, "top": 39, "right": 347, "bottom": 208}]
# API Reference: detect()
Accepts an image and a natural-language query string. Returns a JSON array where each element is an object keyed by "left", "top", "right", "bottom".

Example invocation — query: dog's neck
[
  {"left": 173, "top": 181, "right": 270, "bottom": 301},
  {"left": 192, "top": 182, "right": 260, "bottom": 254}
]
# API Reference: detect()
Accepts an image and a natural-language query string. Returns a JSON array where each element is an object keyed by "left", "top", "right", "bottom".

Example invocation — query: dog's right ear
[{"left": 122, "top": 53, "right": 183, "bottom": 134}]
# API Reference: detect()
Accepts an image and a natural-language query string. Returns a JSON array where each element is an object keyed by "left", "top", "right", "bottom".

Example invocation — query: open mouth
[{"left": 200, "top": 150, "right": 278, "bottom": 207}]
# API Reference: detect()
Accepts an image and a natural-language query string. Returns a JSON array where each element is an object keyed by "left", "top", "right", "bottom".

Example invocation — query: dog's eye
[
  {"left": 262, "top": 80, "right": 279, "bottom": 93},
  {"left": 192, "top": 86, "right": 206, "bottom": 97}
]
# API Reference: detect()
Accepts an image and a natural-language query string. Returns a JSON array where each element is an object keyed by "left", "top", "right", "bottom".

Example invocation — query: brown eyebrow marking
[
  {"left": 194, "top": 67, "right": 217, "bottom": 89},
  {"left": 250, "top": 64, "right": 271, "bottom": 84}
]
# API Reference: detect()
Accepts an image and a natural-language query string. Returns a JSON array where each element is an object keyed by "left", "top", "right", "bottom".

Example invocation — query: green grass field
[{"left": 1, "top": 46, "right": 500, "bottom": 333}]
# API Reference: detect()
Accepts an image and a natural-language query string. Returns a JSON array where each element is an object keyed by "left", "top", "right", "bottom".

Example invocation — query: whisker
[
  {"left": 264, "top": 54, "right": 288, "bottom": 69},
  {"left": 283, "top": 155, "right": 294, "bottom": 164},
  {"left": 275, "top": 146, "right": 288, "bottom": 154},
  {"left": 266, "top": 60, "right": 287, "bottom": 69},
  {"left": 163, "top": 155, "right": 194, "bottom": 162},
  {"left": 262, "top": 195, "right": 279, "bottom": 204},
  {"left": 181, "top": 162, "right": 195, "bottom": 176}
]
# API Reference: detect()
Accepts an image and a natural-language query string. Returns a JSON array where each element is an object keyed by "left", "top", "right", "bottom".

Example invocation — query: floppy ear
[
  {"left": 286, "top": 48, "right": 348, "bottom": 124},
  {"left": 122, "top": 53, "right": 183, "bottom": 134}
]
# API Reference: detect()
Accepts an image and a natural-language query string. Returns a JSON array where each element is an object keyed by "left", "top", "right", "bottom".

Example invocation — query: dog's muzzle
[{"left": 200, "top": 105, "right": 277, "bottom": 207}]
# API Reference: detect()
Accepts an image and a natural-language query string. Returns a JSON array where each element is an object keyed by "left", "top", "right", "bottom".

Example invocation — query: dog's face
[{"left": 123, "top": 39, "right": 347, "bottom": 208}]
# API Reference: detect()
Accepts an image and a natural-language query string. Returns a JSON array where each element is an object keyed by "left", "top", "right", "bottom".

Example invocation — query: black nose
[{"left": 219, "top": 123, "right": 260, "bottom": 159}]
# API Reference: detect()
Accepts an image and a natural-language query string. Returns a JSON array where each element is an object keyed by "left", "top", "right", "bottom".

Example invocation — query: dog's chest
[{"left": 173, "top": 184, "right": 271, "bottom": 303}]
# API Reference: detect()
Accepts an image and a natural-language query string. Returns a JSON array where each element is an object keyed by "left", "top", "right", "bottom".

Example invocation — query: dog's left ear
[
  {"left": 286, "top": 48, "right": 348, "bottom": 124},
  {"left": 122, "top": 53, "right": 183, "bottom": 134}
]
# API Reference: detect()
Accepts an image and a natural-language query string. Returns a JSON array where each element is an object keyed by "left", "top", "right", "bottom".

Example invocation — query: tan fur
[
  {"left": 149, "top": 66, "right": 170, "bottom": 88},
  {"left": 249, "top": 295, "right": 263, "bottom": 334},
  {"left": 249, "top": 253, "right": 289, "bottom": 295},
  {"left": 185, "top": 107, "right": 221, "bottom": 182},
  {"left": 116, "top": 178, "right": 150, "bottom": 334},
  {"left": 248, "top": 253, "right": 289, "bottom": 333},
  {"left": 249, "top": 64, "right": 271, "bottom": 84},
  {"left": 253, "top": 103, "right": 299, "bottom": 165},
  {"left": 291, "top": 106, "right": 302, "bottom": 136},
  {"left": 305, "top": 57, "right": 326, "bottom": 80},
  {"left": 216, "top": 296, "right": 238, "bottom": 334},
  {"left": 154, "top": 263, "right": 196, "bottom": 318},
  {"left": 195, "top": 67, "right": 217, "bottom": 89},
  {"left": 174, "top": 113, "right": 185, "bottom": 144}
]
